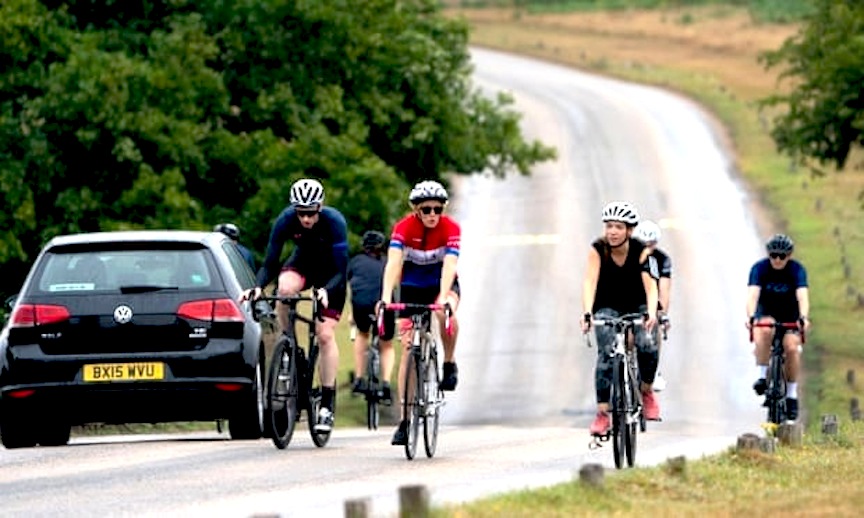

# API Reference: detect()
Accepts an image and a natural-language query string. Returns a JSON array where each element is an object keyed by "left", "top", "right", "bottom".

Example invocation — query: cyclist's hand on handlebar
[
  {"left": 239, "top": 286, "right": 262, "bottom": 303},
  {"left": 315, "top": 288, "right": 329, "bottom": 309},
  {"left": 644, "top": 313, "right": 657, "bottom": 332},
  {"left": 581, "top": 312, "right": 592, "bottom": 334},
  {"left": 799, "top": 316, "right": 811, "bottom": 333}
]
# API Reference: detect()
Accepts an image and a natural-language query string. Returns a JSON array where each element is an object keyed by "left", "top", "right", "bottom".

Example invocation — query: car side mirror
[{"left": 5, "top": 294, "right": 16, "bottom": 311}]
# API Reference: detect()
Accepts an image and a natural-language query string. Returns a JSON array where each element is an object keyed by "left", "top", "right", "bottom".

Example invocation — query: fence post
[
  {"left": 399, "top": 485, "right": 430, "bottom": 518},
  {"left": 344, "top": 498, "right": 371, "bottom": 518},
  {"left": 821, "top": 414, "right": 839, "bottom": 436},
  {"left": 777, "top": 423, "right": 803, "bottom": 447},
  {"left": 578, "top": 463, "right": 604, "bottom": 487}
]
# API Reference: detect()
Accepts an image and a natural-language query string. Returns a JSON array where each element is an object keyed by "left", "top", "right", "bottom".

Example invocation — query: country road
[{"left": 0, "top": 47, "right": 770, "bottom": 518}]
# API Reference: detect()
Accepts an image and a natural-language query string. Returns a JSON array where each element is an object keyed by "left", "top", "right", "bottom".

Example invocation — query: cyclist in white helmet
[
  {"left": 240, "top": 178, "right": 349, "bottom": 434},
  {"left": 633, "top": 219, "right": 672, "bottom": 392},
  {"left": 580, "top": 201, "right": 660, "bottom": 436},
  {"left": 377, "top": 180, "right": 462, "bottom": 446}
]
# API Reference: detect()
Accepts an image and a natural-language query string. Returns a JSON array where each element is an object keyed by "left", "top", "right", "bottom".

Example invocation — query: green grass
[{"left": 439, "top": 421, "right": 864, "bottom": 516}]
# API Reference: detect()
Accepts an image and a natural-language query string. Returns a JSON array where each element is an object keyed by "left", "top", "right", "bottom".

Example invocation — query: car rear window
[{"left": 34, "top": 247, "right": 219, "bottom": 293}]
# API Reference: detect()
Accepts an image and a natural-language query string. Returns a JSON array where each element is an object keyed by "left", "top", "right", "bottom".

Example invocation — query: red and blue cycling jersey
[{"left": 390, "top": 214, "right": 460, "bottom": 289}]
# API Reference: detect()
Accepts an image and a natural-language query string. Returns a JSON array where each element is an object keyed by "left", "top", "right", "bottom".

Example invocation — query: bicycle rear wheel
[
  {"left": 365, "top": 344, "right": 380, "bottom": 431},
  {"left": 611, "top": 359, "right": 626, "bottom": 469},
  {"left": 625, "top": 366, "right": 639, "bottom": 467},
  {"left": 423, "top": 345, "right": 442, "bottom": 458},
  {"left": 403, "top": 348, "right": 421, "bottom": 460},
  {"left": 267, "top": 335, "right": 298, "bottom": 450}
]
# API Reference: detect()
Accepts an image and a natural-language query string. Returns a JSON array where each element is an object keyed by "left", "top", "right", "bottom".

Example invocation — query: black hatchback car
[{"left": 0, "top": 230, "right": 278, "bottom": 448}]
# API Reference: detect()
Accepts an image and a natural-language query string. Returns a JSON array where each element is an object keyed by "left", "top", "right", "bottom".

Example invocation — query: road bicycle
[
  {"left": 379, "top": 302, "right": 451, "bottom": 460},
  {"left": 587, "top": 312, "right": 647, "bottom": 469},
  {"left": 750, "top": 320, "right": 806, "bottom": 425},
  {"left": 361, "top": 314, "right": 386, "bottom": 430},
  {"left": 255, "top": 291, "right": 331, "bottom": 449}
]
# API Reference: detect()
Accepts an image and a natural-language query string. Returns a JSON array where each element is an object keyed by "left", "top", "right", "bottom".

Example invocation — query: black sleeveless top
[{"left": 592, "top": 237, "right": 650, "bottom": 314}]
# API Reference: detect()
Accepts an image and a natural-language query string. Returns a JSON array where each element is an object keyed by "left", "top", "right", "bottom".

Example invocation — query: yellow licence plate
[{"left": 83, "top": 362, "right": 165, "bottom": 382}]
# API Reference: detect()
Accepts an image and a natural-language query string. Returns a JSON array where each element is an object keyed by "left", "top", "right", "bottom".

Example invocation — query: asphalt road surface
[{"left": 0, "top": 48, "right": 769, "bottom": 518}]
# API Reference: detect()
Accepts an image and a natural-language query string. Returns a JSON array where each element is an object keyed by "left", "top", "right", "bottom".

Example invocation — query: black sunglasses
[
  {"left": 297, "top": 210, "right": 320, "bottom": 218},
  {"left": 419, "top": 206, "right": 444, "bottom": 215},
  {"left": 769, "top": 252, "right": 788, "bottom": 260}
]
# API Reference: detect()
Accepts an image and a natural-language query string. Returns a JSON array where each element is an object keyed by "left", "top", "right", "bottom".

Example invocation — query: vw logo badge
[{"left": 113, "top": 305, "right": 133, "bottom": 324}]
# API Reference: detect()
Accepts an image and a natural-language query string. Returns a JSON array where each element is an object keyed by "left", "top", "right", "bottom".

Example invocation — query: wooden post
[
  {"left": 759, "top": 437, "right": 777, "bottom": 453},
  {"left": 399, "top": 485, "right": 430, "bottom": 518},
  {"left": 851, "top": 398, "right": 861, "bottom": 421},
  {"left": 821, "top": 414, "right": 839, "bottom": 436},
  {"left": 847, "top": 369, "right": 856, "bottom": 386},
  {"left": 777, "top": 423, "right": 803, "bottom": 447},
  {"left": 578, "top": 463, "right": 604, "bottom": 488},
  {"left": 666, "top": 455, "right": 686, "bottom": 476},
  {"left": 344, "top": 498, "right": 371, "bottom": 518},
  {"left": 736, "top": 433, "right": 761, "bottom": 452}
]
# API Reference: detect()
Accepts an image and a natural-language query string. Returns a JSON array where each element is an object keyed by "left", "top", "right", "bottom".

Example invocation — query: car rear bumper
[{"left": 1, "top": 378, "right": 255, "bottom": 425}]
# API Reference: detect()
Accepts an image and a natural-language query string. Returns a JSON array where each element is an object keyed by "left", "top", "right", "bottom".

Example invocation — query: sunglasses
[
  {"left": 419, "top": 206, "right": 444, "bottom": 215},
  {"left": 297, "top": 210, "right": 320, "bottom": 219},
  {"left": 769, "top": 252, "right": 788, "bottom": 260}
]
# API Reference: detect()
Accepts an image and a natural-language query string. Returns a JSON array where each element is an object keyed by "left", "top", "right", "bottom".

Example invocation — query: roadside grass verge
[
  {"left": 439, "top": 420, "right": 864, "bottom": 516},
  {"left": 455, "top": 4, "right": 864, "bottom": 431}
]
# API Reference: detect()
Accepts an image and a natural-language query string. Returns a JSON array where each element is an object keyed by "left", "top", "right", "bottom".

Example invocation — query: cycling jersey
[
  {"left": 647, "top": 247, "right": 672, "bottom": 311},
  {"left": 348, "top": 252, "right": 385, "bottom": 307},
  {"left": 389, "top": 214, "right": 460, "bottom": 289},
  {"left": 591, "top": 238, "right": 652, "bottom": 314},
  {"left": 256, "top": 205, "right": 349, "bottom": 293},
  {"left": 748, "top": 258, "right": 808, "bottom": 322}
]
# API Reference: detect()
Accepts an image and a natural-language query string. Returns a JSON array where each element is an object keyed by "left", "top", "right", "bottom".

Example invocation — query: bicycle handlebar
[
  {"left": 377, "top": 302, "right": 453, "bottom": 337},
  {"left": 749, "top": 321, "right": 806, "bottom": 344},
  {"left": 254, "top": 292, "right": 325, "bottom": 323}
]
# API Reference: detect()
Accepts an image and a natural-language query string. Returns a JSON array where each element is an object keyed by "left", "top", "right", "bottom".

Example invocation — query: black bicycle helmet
[
  {"left": 214, "top": 223, "right": 240, "bottom": 240},
  {"left": 766, "top": 233, "right": 794, "bottom": 253},
  {"left": 362, "top": 230, "right": 386, "bottom": 251}
]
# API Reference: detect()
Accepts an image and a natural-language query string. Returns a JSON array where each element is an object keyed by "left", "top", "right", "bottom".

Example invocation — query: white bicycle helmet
[
  {"left": 290, "top": 178, "right": 325, "bottom": 207},
  {"left": 409, "top": 180, "right": 448, "bottom": 204},
  {"left": 601, "top": 201, "right": 639, "bottom": 226},
  {"left": 634, "top": 220, "right": 662, "bottom": 244}
]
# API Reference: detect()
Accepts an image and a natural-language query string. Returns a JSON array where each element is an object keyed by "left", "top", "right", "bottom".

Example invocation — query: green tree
[
  {"left": 760, "top": 0, "right": 864, "bottom": 172},
  {"left": 0, "top": 0, "right": 555, "bottom": 300}
]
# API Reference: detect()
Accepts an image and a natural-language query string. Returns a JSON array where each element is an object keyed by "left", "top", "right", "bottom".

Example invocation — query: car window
[
  {"left": 35, "top": 249, "right": 218, "bottom": 293},
  {"left": 222, "top": 242, "right": 256, "bottom": 290}
]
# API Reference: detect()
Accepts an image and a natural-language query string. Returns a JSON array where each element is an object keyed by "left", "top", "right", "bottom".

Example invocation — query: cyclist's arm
[
  {"left": 380, "top": 246, "right": 403, "bottom": 304},
  {"left": 321, "top": 212, "right": 349, "bottom": 293},
  {"left": 746, "top": 286, "right": 761, "bottom": 319},
  {"left": 641, "top": 271, "right": 658, "bottom": 319},
  {"left": 440, "top": 219, "right": 460, "bottom": 300},
  {"left": 796, "top": 287, "right": 810, "bottom": 321},
  {"left": 582, "top": 247, "right": 601, "bottom": 315},
  {"left": 255, "top": 210, "right": 292, "bottom": 288},
  {"left": 659, "top": 277, "right": 671, "bottom": 313}
]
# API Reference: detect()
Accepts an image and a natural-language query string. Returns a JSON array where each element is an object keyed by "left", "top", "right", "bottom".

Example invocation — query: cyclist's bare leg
[
  {"left": 380, "top": 338, "right": 395, "bottom": 387},
  {"left": 315, "top": 316, "right": 340, "bottom": 388},
  {"left": 276, "top": 270, "right": 305, "bottom": 332},
  {"left": 753, "top": 316, "right": 775, "bottom": 369},
  {"left": 437, "top": 291, "right": 460, "bottom": 362},
  {"left": 782, "top": 332, "right": 801, "bottom": 386},
  {"left": 395, "top": 319, "right": 413, "bottom": 421},
  {"left": 353, "top": 330, "right": 370, "bottom": 379}
]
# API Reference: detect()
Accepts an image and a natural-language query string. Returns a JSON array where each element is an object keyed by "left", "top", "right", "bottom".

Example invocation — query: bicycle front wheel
[
  {"left": 625, "top": 365, "right": 639, "bottom": 467},
  {"left": 267, "top": 335, "right": 299, "bottom": 450},
  {"left": 423, "top": 346, "right": 442, "bottom": 458},
  {"left": 611, "top": 358, "right": 626, "bottom": 470},
  {"left": 766, "top": 354, "right": 787, "bottom": 424},
  {"left": 403, "top": 349, "right": 421, "bottom": 460},
  {"left": 366, "top": 345, "right": 380, "bottom": 431}
]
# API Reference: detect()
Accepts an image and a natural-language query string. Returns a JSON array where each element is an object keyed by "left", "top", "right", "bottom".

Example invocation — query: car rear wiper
[{"left": 119, "top": 285, "right": 180, "bottom": 294}]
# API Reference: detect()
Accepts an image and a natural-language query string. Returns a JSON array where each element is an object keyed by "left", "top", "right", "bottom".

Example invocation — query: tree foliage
[
  {"left": 0, "top": 0, "right": 555, "bottom": 298},
  {"left": 760, "top": 0, "right": 864, "bottom": 172}
]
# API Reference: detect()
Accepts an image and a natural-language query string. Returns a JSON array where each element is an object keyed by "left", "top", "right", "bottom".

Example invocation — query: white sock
[
  {"left": 787, "top": 382, "right": 798, "bottom": 399},
  {"left": 758, "top": 365, "right": 767, "bottom": 378}
]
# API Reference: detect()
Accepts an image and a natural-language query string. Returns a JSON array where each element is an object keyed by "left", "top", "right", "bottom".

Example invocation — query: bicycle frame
[
  {"left": 379, "top": 302, "right": 452, "bottom": 460},
  {"left": 750, "top": 320, "right": 805, "bottom": 425}
]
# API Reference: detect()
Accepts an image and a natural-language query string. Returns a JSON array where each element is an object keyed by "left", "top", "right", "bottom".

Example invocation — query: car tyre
[
  {"left": 37, "top": 420, "right": 71, "bottom": 447},
  {"left": 228, "top": 359, "right": 264, "bottom": 440},
  {"left": 0, "top": 406, "right": 38, "bottom": 449}
]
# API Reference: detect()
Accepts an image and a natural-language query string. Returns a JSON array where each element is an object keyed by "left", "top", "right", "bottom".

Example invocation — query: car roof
[{"left": 45, "top": 230, "right": 223, "bottom": 248}]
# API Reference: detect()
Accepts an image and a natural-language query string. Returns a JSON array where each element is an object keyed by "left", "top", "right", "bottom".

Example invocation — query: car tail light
[
  {"left": 10, "top": 304, "right": 71, "bottom": 328},
  {"left": 177, "top": 299, "right": 244, "bottom": 322},
  {"left": 7, "top": 389, "right": 36, "bottom": 399},
  {"left": 215, "top": 383, "right": 243, "bottom": 392}
]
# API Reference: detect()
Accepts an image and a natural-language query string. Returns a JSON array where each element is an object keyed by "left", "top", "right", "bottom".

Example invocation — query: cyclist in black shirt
[
  {"left": 240, "top": 178, "right": 349, "bottom": 434},
  {"left": 348, "top": 230, "right": 389, "bottom": 401},
  {"left": 581, "top": 201, "right": 659, "bottom": 436}
]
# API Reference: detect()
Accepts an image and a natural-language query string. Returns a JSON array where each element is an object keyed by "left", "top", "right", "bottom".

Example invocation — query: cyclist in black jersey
[
  {"left": 581, "top": 201, "right": 659, "bottom": 436},
  {"left": 633, "top": 220, "right": 672, "bottom": 391},
  {"left": 240, "top": 178, "right": 349, "bottom": 433},
  {"left": 348, "top": 230, "right": 389, "bottom": 400}
]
